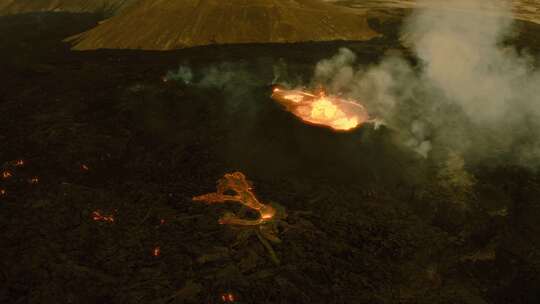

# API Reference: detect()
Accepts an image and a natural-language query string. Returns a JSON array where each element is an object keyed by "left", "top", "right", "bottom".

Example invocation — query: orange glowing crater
[{"left": 271, "top": 86, "right": 369, "bottom": 131}]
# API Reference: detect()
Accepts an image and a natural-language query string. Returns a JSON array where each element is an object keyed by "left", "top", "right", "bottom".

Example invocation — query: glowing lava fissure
[{"left": 271, "top": 86, "right": 369, "bottom": 131}]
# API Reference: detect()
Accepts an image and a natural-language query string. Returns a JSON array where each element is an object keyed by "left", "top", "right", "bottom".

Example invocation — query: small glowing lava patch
[
  {"left": 92, "top": 210, "right": 115, "bottom": 223},
  {"left": 2, "top": 171, "right": 13, "bottom": 179},
  {"left": 221, "top": 292, "right": 235, "bottom": 302}
]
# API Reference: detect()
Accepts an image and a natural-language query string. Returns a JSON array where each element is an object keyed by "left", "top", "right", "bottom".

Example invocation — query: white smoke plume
[{"left": 311, "top": 0, "right": 540, "bottom": 166}]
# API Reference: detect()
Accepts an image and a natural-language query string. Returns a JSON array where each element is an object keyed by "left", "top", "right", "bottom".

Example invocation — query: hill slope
[
  {"left": 68, "top": 0, "right": 379, "bottom": 50},
  {"left": 0, "top": 0, "right": 139, "bottom": 15}
]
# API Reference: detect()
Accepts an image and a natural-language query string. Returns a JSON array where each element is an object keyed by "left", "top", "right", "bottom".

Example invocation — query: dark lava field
[{"left": 1, "top": 12, "right": 540, "bottom": 304}]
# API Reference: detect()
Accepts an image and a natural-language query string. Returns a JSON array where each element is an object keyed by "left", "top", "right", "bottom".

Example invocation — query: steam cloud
[{"left": 312, "top": 0, "right": 540, "bottom": 166}]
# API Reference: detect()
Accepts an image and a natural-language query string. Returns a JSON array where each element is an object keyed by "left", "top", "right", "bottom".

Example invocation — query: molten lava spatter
[
  {"left": 2, "top": 170, "right": 13, "bottom": 179},
  {"left": 193, "top": 172, "right": 276, "bottom": 225},
  {"left": 92, "top": 210, "right": 115, "bottom": 223},
  {"left": 221, "top": 292, "right": 235, "bottom": 302},
  {"left": 271, "top": 86, "right": 369, "bottom": 131},
  {"left": 194, "top": 172, "right": 288, "bottom": 264}
]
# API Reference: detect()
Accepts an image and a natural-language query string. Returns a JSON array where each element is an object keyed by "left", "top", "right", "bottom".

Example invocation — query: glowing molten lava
[
  {"left": 193, "top": 172, "right": 276, "bottom": 226},
  {"left": 2, "top": 171, "right": 13, "bottom": 179},
  {"left": 221, "top": 292, "right": 235, "bottom": 302},
  {"left": 92, "top": 210, "right": 115, "bottom": 223},
  {"left": 271, "top": 86, "right": 369, "bottom": 131}
]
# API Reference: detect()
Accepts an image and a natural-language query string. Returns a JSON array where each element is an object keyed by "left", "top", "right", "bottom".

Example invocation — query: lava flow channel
[{"left": 271, "top": 86, "right": 369, "bottom": 131}]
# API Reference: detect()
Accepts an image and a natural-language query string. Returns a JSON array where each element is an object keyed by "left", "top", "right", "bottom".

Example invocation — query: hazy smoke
[
  {"left": 165, "top": 63, "right": 263, "bottom": 89},
  {"left": 165, "top": 66, "right": 193, "bottom": 84},
  {"left": 272, "top": 58, "right": 288, "bottom": 84},
  {"left": 165, "top": 62, "right": 268, "bottom": 116},
  {"left": 313, "top": 48, "right": 357, "bottom": 92},
  {"left": 310, "top": 0, "right": 540, "bottom": 167}
]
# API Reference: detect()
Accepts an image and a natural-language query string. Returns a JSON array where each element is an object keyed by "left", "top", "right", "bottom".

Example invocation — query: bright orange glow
[
  {"left": 81, "top": 164, "right": 89, "bottom": 171},
  {"left": 153, "top": 246, "right": 161, "bottom": 257},
  {"left": 29, "top": 177, "right": 39, "bottom": 184},
  {"left": 15, "top": 160, "right": 25, "bottom": 167},
  {"left": 2, "top": 171, "right": 12, "bottom": 179},
  {"left": 92, "top": 210, "right": 114, "bottom": 223},
  {"left": 193, "top": 172, "right": 276, "bottom": 226},
  {"left": 0, "top": 189, "right": 6, "bottom": 196},
  {"left": 221, "top": 293, "right": 235, "bottom": 302},
  {"left": 271, "top": 86, "right": 369, "bottom": 131}
]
